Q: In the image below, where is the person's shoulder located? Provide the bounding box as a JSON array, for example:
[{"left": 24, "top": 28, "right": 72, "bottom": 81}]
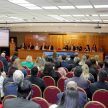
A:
[{"left": 57, "top": 92, "right": 64, "bottom": 97}]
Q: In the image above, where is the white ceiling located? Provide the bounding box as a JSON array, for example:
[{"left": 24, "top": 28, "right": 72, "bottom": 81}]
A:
[{"left": 0, "top": 0, "right": 108, "bottom": 32}]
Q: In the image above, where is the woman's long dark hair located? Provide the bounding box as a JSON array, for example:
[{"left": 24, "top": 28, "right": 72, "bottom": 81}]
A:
[
  {"left": 58, "top": 87, "right": 79, "bottom": 108},
  {"left": 55, "top": 61, "right": 61, "bottom": 70}
]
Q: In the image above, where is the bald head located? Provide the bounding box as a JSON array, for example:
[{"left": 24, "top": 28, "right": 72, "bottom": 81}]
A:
[
  {"left": 66, "top": 81, "right": 77, "bottom": 90},
  {"left": 1, "top": 53, "right": 5, "bottom": 57}
]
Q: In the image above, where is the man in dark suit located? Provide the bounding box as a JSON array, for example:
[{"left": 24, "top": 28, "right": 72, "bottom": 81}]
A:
[
  {"left": 0, "top": 53, "right": 8, "bottom": 74},
  {"left": 64, "top": 66, "right": 88, "bottom": 92},
  {"left": 67, "top": 54, "right": 75, "bottom": 64},
  {"left": 48, "top": 43, "right": 54, "bottom": 50},
  {"left": 25, "top": 67, "right": 46, "bottom": 92},
  {"left": 20, "top": 42, "right": 26, "bottom": 49},
  {"left": 40, "top": 42, "right": 47, "bottom": 50},
  {"left": 85, "top": 60, "right": 97, "bottom": 81},
  {"left": 61, "top": 54, "right": 71, "bottom": 71},
  {"left": 89, "top": 70, "right": 108, "bottom": 99},
  {"left": 10, "top": 38, "right": 14, "bottom": 43},
  {"left": 57, "top": 81, "right": 88, "bottom": 108},
  {"left": 4, "top": 80, "right": 41, "bottom": 108},
  {"left": 77, "top": 43, "right": 82, "bottom": 51},
  {"left": 69, "top": 43, "right": 76, "bottom": 51},
  {"left": 28, "top": 42, "right": 34, "bottom": 49}
]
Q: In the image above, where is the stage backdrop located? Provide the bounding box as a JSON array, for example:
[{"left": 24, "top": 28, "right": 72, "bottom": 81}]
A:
[{"left": 25, "top": 34, "right": 108, "bottom": 55}]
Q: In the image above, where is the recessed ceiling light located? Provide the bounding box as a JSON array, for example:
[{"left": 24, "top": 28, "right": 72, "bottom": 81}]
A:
[
  {"left": 18, "top": 3, "right": 36, "bottom": 7},
  {"left": 58, "top": 6, "right": 75, "bottom": 9},
  {"left": 81, "top": 20, "right": 91, "bottom": 21},
  {"left": 86, "top": 15, "right": 98, "bottom": 16},
  {"left": 76, "top": 5, "right": 93, "bottom": 8},
  {"left": 92, "top": 20, "right": 102, "bottom": 21},
  {"left": 94, "top": 5, "right": 108, "bottom": 8},
  {"left": 103, "top": 20, "right": 108, "bottom": 21},
  {"left": 60, "top": 15, "right": 71, "bottom": 17},
  {"left": 100, "top": 15, "right": 108, "bottom": 16},
  {"left": 26, "top": 6, "right": 42, "bottom": 9},
  {"left": 73, "top": 15, "right": 85, "bottom": 16},
  {"left": 8, "top": 0, "right": 29, "bottom": 4},
  {"left": 42, "top": 6, "right": 58, "bottom": 9}
]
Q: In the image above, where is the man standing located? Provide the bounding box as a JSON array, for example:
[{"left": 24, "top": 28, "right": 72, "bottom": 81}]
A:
[
  {"left": 35, "top": 42, "right": 40, "bottom": 50},
  {"left": 40, "top": 42, "right": 47, "bottom": 50},
  {"left": 77, "top": 43, "right": 82, "bottom": 51},
  {"left": 48, "top": 43, "right": 54, "bottom": 50},
  {"left": 28, "top": 42, "right": 34, "bottom": 49},
  {"left": 69, "top": 43, "right": 76, "bottom": 51},
  {"left": 10, "top": 38, "right": 14, "bottom": 43}
]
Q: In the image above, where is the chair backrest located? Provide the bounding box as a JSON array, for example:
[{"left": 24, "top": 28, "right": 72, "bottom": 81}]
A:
[
  {"left": 22, "top": 65, "right": 29, "bottom": 70},
  {"left": 57, "top": 77, "right": 68, "bottom": 92},
  {"left": 31, "top": 97, "right": 50, "bottom": 108},
  {"left": 92, "top": 89, "right": 108, "bottom": 108},
  {"left": 87, "top": 80, "right": 91, "bottom": 86},
  {"left": 26, "top": 75, "right": 31, "bottom": 78},
  {"left": 66, "top": 72, "right": 73, "bottom": 78},
  {"left": 0, "top": 60, "right": 4, "bottom": 71},
  {"left": 106, "top": 75, "right": 108, "bottom": 82},
  {"left": 77, "top": 87, "right": 87, "bottom": 98},
  {"left": 62, "top": 67, "right": 69, "bottom": 73},
  {"left": 43, "top": 86, "right": 61, "bottom": 104},
  {"left": 26, "top": 69, "right": 31, "bottom": 75},
  {"left": 57, "top": 71, "right": 62, "bottom": 78},
  {"left": 84, "top": 101, "right": 106, "bottom": 108},
  {"left": 37, "top": 71, "right": 41, "bottom": 78},
  {"left": 89, "top": 73, "right": 95, "bottom": 81},
  {"left": 71, "top": 68, "right": 74, "bottom": 72},
  {"left": 32, "top": 84, "right": 42, "bottom": 98},
  {"left": 8, "top": 59, "right": 12, "bottom": 64},
  {"left": 104, "top": 81, "right": 108, "bottom": 84},
  {"left": 57, "top": 48, "right": 61, "bottom": 50},
  {"left": 2, "top": 95, "right": 17, "bottom": 105},
  {"left": 42, "top": 76, "right": 55, "bottom": 87}
]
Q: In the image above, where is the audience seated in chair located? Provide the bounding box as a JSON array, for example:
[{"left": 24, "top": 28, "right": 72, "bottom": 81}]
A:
[
  {"left": 79, "top": 56, "right": 87, "bottom": 66},
  {"left": 4, "top": 80, "right": 41, "bottom": 108},
  {"left": 95, "top": 55, "right": 102, "bottom": 68},
  {"left": 89, "top": 70, "right": 108, "bottom": 100},
  {"left": 57, "top": 81, "right": 88, "bottom": 108},
  {"left": 33, "top": 57, "right": 41, "bottom": 67},
  {"left": 25, "top": 67, "right": 46, "bottom": 93},
  {"left": 67, "top": 54, "right": 75, "bottom": 65}
]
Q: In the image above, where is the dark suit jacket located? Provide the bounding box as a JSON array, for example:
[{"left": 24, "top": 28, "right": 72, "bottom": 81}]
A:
[
  {"left": 4, "top": 97, "right": 41, "bottom": 108},
  {"left": 61, "top": 61, "right": 71, "bottom": 71},
  {"left": 89, "top": 68, "right": 97, "bottom": 81},
  {"left": 72, "top": 63, "right": 82, "bottom": 69},
  {"left": 3, "top": 76, "right": 13, "bottom": 86},
  {"left": 28, "top": 45, "right": 34, "bottom": 49},
  {"left": 57, "top": 91, "right": 88, "bottom": 108},
  {"left": 98, "top": 67, "right": 108, "bottom": 74},
  {"left": 77, "top": 46, "right": 82, "bottom": 51},
  {"left": 67, "top": 59, "right": 75, "bottom": 65},
  {"left": 48, "top": 45, "right": 54, "bottom": 50},
  {"left": 64, "top": 76, "right": 88, "bottom": 91},
  {"left": 40, "top": 45, "right": 47, "bottom": 50},
  {"left": 20, "top": 45, "right": 26, "bottom": 49},
  {"left": 25, "top": 76, "right": 46, "bottom": 92},
  {"left": 0, "top": 57, "right": 8, "bottom": 74},
  {"left": 69, "top": 46, "right": 76, "bottom": 50},
  {"left": 89, "top": 81, "right": 108, "bottom": 99}
]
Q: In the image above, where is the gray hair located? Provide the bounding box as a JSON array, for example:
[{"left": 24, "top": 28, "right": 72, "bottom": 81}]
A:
[
  {"left": 13, "top": 70, "right": 24, "bottom": 84},
  {"left": 66, "top": 81, "right": 77, "bottom": 88},
  {"left": 1, "top": 53, "right": 5, "bottom": 57},
  {"left": 81, "top": 56, "right": 87, "bottom": 65},
  {"left": 74, "top": 52, "right": 78, "bottom": 57},
  {"left": 74, "top": 57, "right": 81, "bottom": 64}
]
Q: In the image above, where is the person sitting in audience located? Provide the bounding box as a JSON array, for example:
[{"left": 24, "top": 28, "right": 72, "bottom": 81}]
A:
[
  {"left": 42, "top": 53, "right": 48, "bottom": 60},
  {"left": 0, "top": 51, "right": 9, "bottom": 62},
  {"left": 72, "top": 57, "right": 81, "bottom": 69},
  {"left": 67, "top": 54, "right": 75, "bottom": 65},
  {"left": 10, "top": 51, "right": 18, "bottom": 60},
  {"left": 40, "top": 42, "right": 47, "bottom": 50},
  {"left": 38, "top": 58, "right": 45, "bottom": 72},
  {"left": 46, "top": 56, "right": 54, "bottom": 63},
  {"left": 79, "top": 55, "right": 87, "bottom": 66},
  {"left": 50, "top": 87, "right": 79, "bottom": 108},
  {"left": 41, "top": 63, "right": 59, "bottom": 85},
  {"left": 85, "top": 54, "right": 89, "bottom": 60},
  {"left": 64, "top": 66, "right": 88, "bottom": 92},
  {"left": 21, "top": 55, "right": 34, "bottom": 69},
  {"left": 13, "top": 58, "right": 28, "bottom": 77},
  {"left": 89, "top": 70, "right": 108, "bottom": 99},
  {"left": 74, "top": 52, "right": 78, "bottom": 57},
  {"left": 55, "top": 61, "right": 66, "bottom": 77},
  {"left": 20, "top": 42, "right": 26, "bottom": 49},
  {"left": 84, "top": 45, "right": 90, "bottom": 52},
  {"left": 58, "top": 56, "right": 62, "bottom": 61},
  {"left": 4, "top": 80, "right": 41, "bottom": 108},
  {"left": 98, "top": 59, "right": 108, "bottom": 74},
  {"left": 61, "top": 55, "right": 71, "bottom": 71},
  {"left": 90, "top": 57, "right": 98, "bottom": 73},
  {"left": 28, "top": 42, "right": 34, "bottom": 49},
  {"left": 3, "top": 65, "right": 18, "bottom": 86},
  {"left": 95, "top": 55, "right": 102, "bottom": 68},
  {"left": 34, "top": 57, "right": 41, "bottom": 67},
  {"left": 81, "top": 64, "right": 94, "bottom": 83},
  {"left": 57, "top": 81, "right": 88, "bottom": 108},
  {"left": 0, "top": 69, "right": 4, "bottom": 99},
  {"left": 85, "top": 60, "right": 97, "bottom": 81},
  {"left": 52, "top": 51, "right": 60, "bottom": 62},
  {"left": 0, "top": 53, "right": 8, "bottom": 74},
  {"left": 92, "top": 44, "right": 97, "bottom": 52},
  {"left": 25, "top": 67, "right": 46, "bottom": 93}
]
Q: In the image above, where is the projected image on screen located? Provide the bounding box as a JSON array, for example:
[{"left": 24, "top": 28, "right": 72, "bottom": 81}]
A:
[{"left": 0, "top": 29, "right": 9, "bottom": 47}]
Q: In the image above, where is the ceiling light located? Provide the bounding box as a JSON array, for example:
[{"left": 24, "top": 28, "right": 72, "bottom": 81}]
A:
[
  {"left": 92, "top": 20, "right": 102, "bottom": 21},
  {"left": 100, "top": 15, "right": 108, "bottom": 16},
  {"left": 8, "top": 0, "right": 29, "bottom": 4},
  {"left": 81, "top": 20, "right": 91, "bottom": 21},
  {"left": 58, "top": 6, "right": 75, "bottom": 9},
  {"left": 18, "top": 3, "right": 36, "bottom": 7},
  {"left": 94, "top": 5, "right": 108, "bottom": 8},
  {"left": 76, "top": 5, "right": 93, "bottom": 8},
  {"left": 60, "top": 15, "right": 71, "bottom": 17},
  {"left": 73, "top": 15, "right": 85, "bottom": 16},
  {"left": 26, "top": 7, "right": 42, "bottom": 9},
  {"left": 42, "top": 6, "right": 58, "bottom": 9},
  {"left": 86, "top": 15, "right": 98, "bottom": 16},
  {"left": 103, "top": 20, "right": 108, "bottom": 21}
]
